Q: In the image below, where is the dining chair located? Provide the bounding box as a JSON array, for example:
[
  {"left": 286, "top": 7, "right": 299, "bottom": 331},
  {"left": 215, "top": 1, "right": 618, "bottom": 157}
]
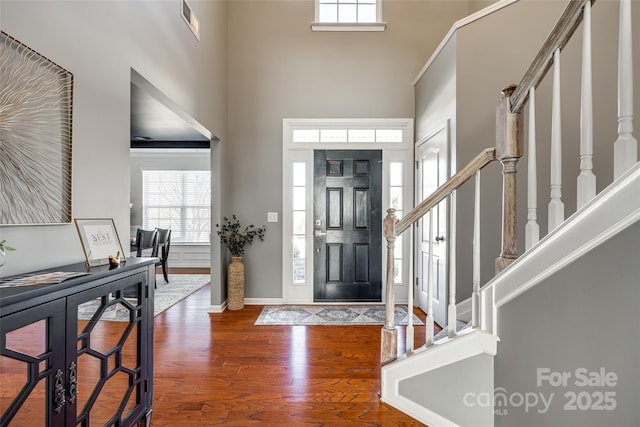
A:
[
  {"left": 155, "top": 228, "right": 171, "bottom": 283},
  {"left": 134, "top": 229, "right": 158, "bottom": 257}
]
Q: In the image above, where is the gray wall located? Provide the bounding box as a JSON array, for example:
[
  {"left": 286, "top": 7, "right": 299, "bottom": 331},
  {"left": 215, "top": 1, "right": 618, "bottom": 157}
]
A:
[
  {"left": 414, "top": 34, "right": 457, "bottom": 148},
  {"left": 9, "top": 0, "right": 625, "bottom": 307},
  {"left": 1, "top": 0, "right": 473, "bottom": 303},
  {"left": 495, "top": 219, "right": 640, "bottom": 427},
  {"left": 1, "top": 0, "right": 227, "bottom": 286},
  {"left": 399, "top": 353, "right": 495, "bottom": 427},
  {"left": 226, "top": 0, "right": 471, "bottom": 299},
  {"left": 455, "top": 0, "right": 565, "bottom": 301},
  {"left": 415, "top": 0, "right": 640, "bottom": 303}
]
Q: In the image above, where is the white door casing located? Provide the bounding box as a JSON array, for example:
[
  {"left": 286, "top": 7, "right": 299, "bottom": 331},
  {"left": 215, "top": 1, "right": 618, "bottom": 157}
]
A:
[
  {"left": 415, "top": 122, "right": 449, "bottom": 327},
  {"left": 282, "top": 119, "right": 414, "bottom": 305}
]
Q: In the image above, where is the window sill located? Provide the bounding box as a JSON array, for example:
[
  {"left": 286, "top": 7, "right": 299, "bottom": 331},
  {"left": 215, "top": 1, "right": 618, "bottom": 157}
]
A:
[{"left": 311, "top": 22, "right": 386, "bottom": 32}]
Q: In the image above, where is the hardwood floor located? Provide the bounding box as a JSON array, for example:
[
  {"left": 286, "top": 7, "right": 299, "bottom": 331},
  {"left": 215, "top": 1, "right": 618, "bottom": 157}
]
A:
[{"left": 151, "top": 284, "right": 429, "bottom": 426}]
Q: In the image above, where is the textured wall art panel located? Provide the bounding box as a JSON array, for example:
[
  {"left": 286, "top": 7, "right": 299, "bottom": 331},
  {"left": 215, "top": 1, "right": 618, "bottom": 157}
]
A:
[{"left": 0, "top": 31, "right": 73, "bottom": 225}]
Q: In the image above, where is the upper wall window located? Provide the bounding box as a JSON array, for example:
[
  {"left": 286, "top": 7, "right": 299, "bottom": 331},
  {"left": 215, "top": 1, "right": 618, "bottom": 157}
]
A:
[{"left": 312, "top": 0, "right": 386, "bottom": 32}]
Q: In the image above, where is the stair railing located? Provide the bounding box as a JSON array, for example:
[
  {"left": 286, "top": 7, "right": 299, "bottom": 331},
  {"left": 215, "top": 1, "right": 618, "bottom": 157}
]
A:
[
  {"left": 382, "top": 0, "right": 638, "bottom": 366},
  {"left": 382, "top": 85, "right": 521, "bottom": 366}
]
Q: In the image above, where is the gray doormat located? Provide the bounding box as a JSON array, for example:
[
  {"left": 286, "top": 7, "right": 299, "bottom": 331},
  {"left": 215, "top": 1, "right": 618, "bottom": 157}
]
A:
[{"left": 255, "top": 305, "right": 424, "bottom": 326}]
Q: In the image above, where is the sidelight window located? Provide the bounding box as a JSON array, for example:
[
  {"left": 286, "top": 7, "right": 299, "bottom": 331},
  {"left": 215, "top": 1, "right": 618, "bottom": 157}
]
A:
[
  {"left": 292, "top": 162, "right": 307, "bottom": 283},
  {"left": 389, "top": 162, "right": 403, "bottom": 284}
]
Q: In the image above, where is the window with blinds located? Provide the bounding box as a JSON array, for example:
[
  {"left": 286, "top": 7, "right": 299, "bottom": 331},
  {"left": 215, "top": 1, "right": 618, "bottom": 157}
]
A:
[{"left": 142, "top": 170, "right": 211, "bottom": 244}]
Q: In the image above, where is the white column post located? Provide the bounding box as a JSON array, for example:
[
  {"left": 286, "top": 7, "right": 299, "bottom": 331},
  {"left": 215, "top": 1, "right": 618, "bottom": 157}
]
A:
[
  {"left": 549, "top": 48, "right": 565, "bottom": 232},
  {"left": 447, "top": 191, "right": 457, "bottom": 338},
  {"left": 472, "top": 171, "right": 481, "bottom": 329},
  {"left": 425, "top": 208, "right": 435, "bottom": 347},
  {"left": 526, "top": 86, "right": 540, "bottom": 250},
  {"left": 614, "top": 0, "right": 638, "bottom": 178},
  {"left": 578, "top": 1, "right": 596, "bottom": 209}
]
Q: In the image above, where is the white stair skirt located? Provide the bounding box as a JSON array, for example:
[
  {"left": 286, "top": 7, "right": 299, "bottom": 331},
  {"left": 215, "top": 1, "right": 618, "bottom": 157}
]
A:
[{"left": 381, "top": 330, "right": 498, "bottom": 427}]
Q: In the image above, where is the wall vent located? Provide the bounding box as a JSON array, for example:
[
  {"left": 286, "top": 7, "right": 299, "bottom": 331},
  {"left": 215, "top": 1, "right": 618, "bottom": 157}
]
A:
[{"left": 181, "top": 0, "right": 200, "bottom": 41}]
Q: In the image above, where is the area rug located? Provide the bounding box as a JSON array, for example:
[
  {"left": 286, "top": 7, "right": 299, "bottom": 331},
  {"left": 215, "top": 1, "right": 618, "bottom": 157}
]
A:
[
  {"left": 255, "top": 305, "right": 424, "bottom": 326},
  {"left": 78, "top": 274, "right": 210, "bottom": 321}
]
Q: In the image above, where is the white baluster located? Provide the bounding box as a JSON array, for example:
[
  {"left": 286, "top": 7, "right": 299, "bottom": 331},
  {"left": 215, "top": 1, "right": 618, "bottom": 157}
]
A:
[
  {"left": 448, "top": 191, "right": 457, "bottom": 338},
  {"left": 614, "top": 0, "right": 638, "bottom": 178},
  {"left": 425, "top": 208, "right": 435, "bottom": 347},
  {"left": 548, "top": 48, "right": 565, "bottom": 232},
  {"left": 406, "top": 234, "right": 414, "bottom": 353},
  {"left": 578, "top": 1, "right": 596, "bottom": 209},
  {"left": 472, "top": 171, "right": 481, "bottom": 329},
  {"left": 526, "top": 86, "right": 540, "bottom": 250}
]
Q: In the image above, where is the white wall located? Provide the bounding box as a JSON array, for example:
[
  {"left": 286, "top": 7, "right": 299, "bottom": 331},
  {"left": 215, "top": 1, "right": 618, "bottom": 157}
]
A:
[{"left": 1, "top": 0, "right": 227, "bottom": 290}]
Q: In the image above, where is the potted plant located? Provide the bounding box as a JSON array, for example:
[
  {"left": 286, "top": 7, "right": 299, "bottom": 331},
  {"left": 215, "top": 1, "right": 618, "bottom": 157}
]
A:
[
  {"left": 216, "top": 215, "right": 266, "bottom": 310},
  {"left": 0, "top": 240, "right": 16, "bottom": 271}
]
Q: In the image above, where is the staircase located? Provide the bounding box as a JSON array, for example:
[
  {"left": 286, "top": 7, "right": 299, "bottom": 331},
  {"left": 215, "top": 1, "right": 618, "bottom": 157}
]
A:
[{"left": 379, "top": 1, "right": 640, "bottom": 425}]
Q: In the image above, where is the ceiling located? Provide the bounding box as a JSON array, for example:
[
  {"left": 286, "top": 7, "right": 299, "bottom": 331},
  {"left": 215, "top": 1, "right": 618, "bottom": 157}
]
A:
[{"left": 130, "top": 69, "right": 212, "bottom": 149}]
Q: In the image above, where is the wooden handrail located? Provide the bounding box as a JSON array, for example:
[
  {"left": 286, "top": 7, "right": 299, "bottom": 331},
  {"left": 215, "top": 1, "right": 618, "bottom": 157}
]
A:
[
  {"left": 395, "top": 147, "right": 497, "bottom": 235},
  {"left": 510, "top": 0, "right": 594, "bottom": 114}
]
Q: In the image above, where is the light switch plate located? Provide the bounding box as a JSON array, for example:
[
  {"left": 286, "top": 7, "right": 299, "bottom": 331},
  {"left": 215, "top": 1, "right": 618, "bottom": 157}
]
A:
[{"left": 267, "top": 212, "right": 278, "bottom": 223}]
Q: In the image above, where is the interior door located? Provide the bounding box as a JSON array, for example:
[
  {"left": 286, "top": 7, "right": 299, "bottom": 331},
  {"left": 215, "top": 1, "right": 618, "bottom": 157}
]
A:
[
  {"left": 313, "top": 150, "right": 382, "bottom": 302},
  {"left": 415, "top": 127, "right": 449, "bottom": 327}
]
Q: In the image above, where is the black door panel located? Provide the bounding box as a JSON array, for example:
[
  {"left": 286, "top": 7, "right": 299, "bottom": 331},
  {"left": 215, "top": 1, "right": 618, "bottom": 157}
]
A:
[{"left": 314, "top": 150, "right": 382, "bottom": 302}]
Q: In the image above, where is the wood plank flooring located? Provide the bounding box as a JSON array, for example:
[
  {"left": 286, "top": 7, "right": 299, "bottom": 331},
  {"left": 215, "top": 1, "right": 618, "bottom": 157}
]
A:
[{"left": 151, "top": 284, "right": 429, "bottom": 426}]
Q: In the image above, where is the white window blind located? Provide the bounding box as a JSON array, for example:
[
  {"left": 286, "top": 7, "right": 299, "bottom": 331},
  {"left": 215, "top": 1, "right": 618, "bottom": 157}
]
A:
[{"left": 142, "top": 170, "right": 211, "bottom": 244}]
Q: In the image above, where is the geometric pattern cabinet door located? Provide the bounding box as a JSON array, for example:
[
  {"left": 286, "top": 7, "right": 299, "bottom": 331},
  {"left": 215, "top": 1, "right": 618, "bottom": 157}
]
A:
[
  {"left": 0, "top": 299, "right": 67, "bottom": 427},
  {"left": 0, "top": 260, "right": 155, "bottom": 427},
  {"left": 66, "top": 271, "right": 151, "bottom": 427}
]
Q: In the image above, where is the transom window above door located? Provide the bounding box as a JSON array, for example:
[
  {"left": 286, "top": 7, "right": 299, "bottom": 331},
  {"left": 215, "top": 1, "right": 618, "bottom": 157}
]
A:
[
  {"left": 312, "top": 0, "right": 386, "bottom": 31},
  {"left": 292, "top": 128, "right": 402, "bottom": 143}
]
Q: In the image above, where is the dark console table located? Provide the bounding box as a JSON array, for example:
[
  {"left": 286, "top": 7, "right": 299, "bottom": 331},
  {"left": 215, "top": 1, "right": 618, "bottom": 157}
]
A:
[{"left": 0, "top": 258, "right": 156, "bottom": 427}]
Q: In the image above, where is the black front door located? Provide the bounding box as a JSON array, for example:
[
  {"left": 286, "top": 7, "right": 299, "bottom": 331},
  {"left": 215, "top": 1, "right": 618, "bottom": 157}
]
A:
[{"left": 313, "top": 150, "right": 382, "bottom": 302}]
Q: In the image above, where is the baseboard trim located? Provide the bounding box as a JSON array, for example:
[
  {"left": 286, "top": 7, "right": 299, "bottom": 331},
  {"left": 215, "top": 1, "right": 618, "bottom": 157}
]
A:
[
  {"left": 208, "top": 300, "right": 227, "bottom": 313},
  {"left": 248, "top": 299, "right": 404, "bottom": 306}
]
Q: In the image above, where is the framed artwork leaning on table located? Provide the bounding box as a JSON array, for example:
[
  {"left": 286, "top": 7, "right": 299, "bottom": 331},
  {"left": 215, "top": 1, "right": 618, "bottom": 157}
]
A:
[{"left": 74, "top": 218, "right": 126, "bottom": 267}]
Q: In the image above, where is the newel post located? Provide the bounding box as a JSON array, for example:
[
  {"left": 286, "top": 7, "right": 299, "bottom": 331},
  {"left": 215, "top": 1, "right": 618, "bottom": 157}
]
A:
[
  {"left": 495, "top": 84, "right": 524, "bottom": 273},
  {"left": 381, "top": 208, "right": 398, "bottom": 366}
]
